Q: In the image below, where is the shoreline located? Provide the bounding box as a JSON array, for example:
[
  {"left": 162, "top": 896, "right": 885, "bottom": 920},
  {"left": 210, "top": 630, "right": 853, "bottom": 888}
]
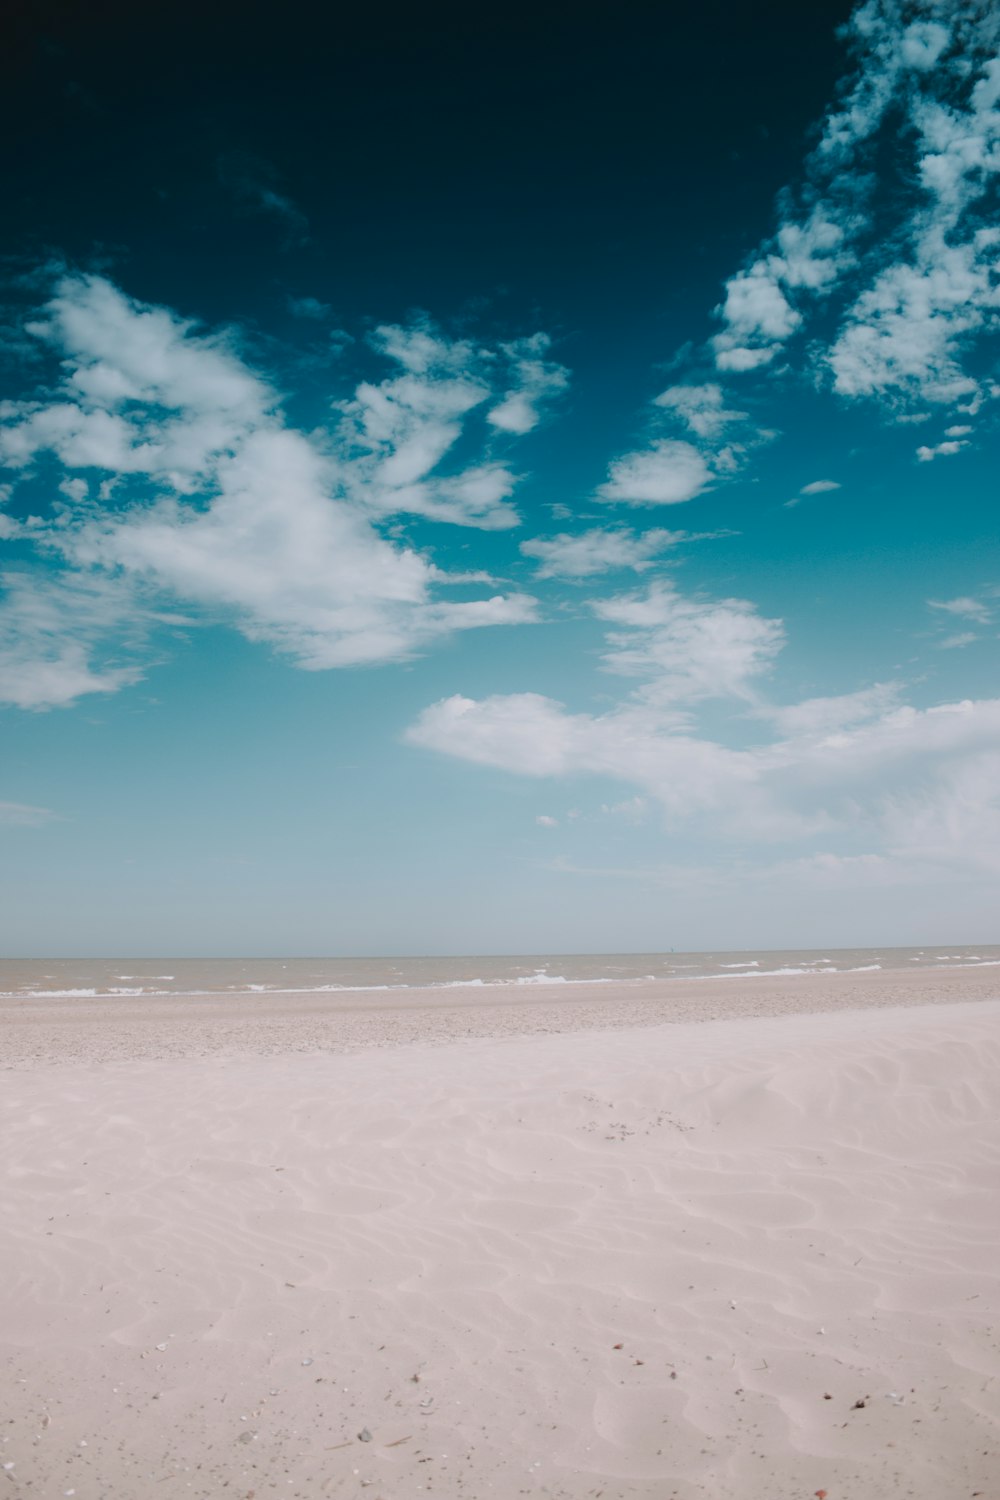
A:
[{"left": 4, "top": 961, "right": 999, "bottom": 1068}]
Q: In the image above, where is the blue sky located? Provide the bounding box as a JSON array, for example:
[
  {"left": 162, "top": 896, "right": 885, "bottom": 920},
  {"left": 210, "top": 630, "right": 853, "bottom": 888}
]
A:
[{"left": 1, "top": 0, "right": 998, "bottom": 955}]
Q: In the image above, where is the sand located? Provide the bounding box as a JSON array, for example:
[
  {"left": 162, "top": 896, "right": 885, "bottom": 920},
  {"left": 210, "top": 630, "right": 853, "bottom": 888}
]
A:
[{"left": 1, "top": 968, "right": 999, "bottom": 1499}]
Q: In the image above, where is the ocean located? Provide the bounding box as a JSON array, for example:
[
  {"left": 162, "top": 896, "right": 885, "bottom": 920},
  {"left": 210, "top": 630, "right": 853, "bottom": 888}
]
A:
[{"left": 2, "top": 945, "right": 999, "bottom": 999}]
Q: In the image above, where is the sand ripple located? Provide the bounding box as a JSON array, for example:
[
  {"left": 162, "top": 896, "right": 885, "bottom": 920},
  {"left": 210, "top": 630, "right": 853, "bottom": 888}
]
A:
[{"left": 1, "top": 998, "right": 998, "bottom": 1498}]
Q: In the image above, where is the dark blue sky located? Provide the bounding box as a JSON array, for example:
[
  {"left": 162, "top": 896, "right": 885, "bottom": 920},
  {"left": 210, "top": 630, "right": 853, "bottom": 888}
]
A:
[{"left": 6, "top": 0, "right": 851, "bottom": 329}]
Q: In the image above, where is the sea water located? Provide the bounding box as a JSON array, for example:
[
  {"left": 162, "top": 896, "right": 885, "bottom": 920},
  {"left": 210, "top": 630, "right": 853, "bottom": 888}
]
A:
[{"left": 1, "top": 946, "right": 999, "bottom": 999}]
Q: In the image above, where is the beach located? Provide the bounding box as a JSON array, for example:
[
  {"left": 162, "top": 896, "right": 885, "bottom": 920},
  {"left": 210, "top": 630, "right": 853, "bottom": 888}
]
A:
[{"left": 2, "top": 963, "right": 999, "bottom": 1498}]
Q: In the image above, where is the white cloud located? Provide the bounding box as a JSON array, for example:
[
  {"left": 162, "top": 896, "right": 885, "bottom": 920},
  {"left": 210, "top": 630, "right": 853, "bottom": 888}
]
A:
[
  {"left": 879, "top": 748, "right": 1000, "bottom": 875},
  {"left": 899, "top": 19, "right": 951, "bottom": 72},
  {"left": 653, "top": 383, "right": 747, "bottom": 439},
  {"left": 334, "top": 320, "right": 566, "bottom": 529},
  {"left": 601, "top": 796, "right": 648, "bottom": 823},
  {"left": 404, "top": 579, "right": 788, "bottom": 827},
  {"left": 486, "top": 395, "right": 537, "bottom": 436},
  {"left": 408, "top": 661, "right": 1000, "bottom": 867},
  {"left": 786, "top": 477, "right": 842, "bottom": 507},
  {"left": 593, "top": 582, "right": 785, "bottom": 705},
  {"left": 928, "top": 594, "right": 994, "bottom": 624},
  {"left": 712, "top": 211, "right": 849, "bottom": 370},
  {"left": 67, "top": 428, "right": 539, "bottom": 670},
  {"left": 406, "top": 542, "right": 1000, "bottom": 874},
  {"left": 0, "top": 275, "right": 272, "bottom": 491},
  {"left": 0, "top": 274, "right": 550, "bottom": 703},
  {"left": 764, "top": 683, "right": 901, "bottom": 738},
  {"left": 712, "top": 259, "right": 803, "bottom": 369},
  {"left": 937, "top": 631, "right": 978, "bottom": 649},
  {"left": 536, "top": 814, "right": 558, "bottom": 827},
  {"left": 916, "top": 437, "right": 968, "bottom": 460},
  {"left": 708, "top": 3, "right": 1000, "bottom": 418},
  {"left": 31, "top": 274, "right": 269, "bottom": 421},
  {"left": 520, "top": 526, "right": 688, "bottom": 579},
  {"left": 829, "top": 238, "right": 992, "bottom": 405},
  {"left": 486, "top": 333, "right": 568, "bottom": 434},
  {"left": 407, "top": 691, "right": 759, "bottom": 821},
  {"left": 596, "top": 375, "right": 763, "bottom": 516},
  {"left": 597, "top": 440, "right": 712, "bottom": 506},
  {"left": 0, "top": 570, "right": 148, "bottom": 710},
  {"left": 0, "top": 799, "right": 57, "bottom": 826},
  {"left": 409, "top": 691, "right": 594, "bottom": 777}
]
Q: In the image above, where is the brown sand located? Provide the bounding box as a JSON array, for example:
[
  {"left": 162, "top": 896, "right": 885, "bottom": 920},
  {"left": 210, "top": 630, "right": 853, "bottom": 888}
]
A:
[{"left": 2, "top": 967, "right": 998, "bottom": 1498}]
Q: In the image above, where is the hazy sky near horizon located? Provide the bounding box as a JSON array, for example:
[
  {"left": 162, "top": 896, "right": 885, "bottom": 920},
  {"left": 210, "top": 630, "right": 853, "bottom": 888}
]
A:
[{"left": 1, "top": 0, "right": 998, "bottom": 956}]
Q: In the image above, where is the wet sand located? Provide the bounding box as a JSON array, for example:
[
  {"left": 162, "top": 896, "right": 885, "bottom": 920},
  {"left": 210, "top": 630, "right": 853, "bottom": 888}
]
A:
[{"left": 4, "top": 959, "right": 1000, "bottom": 1066}]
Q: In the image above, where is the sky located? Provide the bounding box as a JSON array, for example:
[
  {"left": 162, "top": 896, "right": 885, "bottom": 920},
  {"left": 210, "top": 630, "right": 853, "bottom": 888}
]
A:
[{"left": 1, "top": 0, "right": 998, "bottom": 956}]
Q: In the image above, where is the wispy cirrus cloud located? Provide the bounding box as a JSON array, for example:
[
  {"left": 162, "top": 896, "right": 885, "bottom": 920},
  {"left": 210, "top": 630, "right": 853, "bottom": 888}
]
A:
[
  {"left": 785, "top": 477, "right": 842, "bottom": 508},
  {"left": 0, "top": 798, "right": 58, "bottom": 825},
  {"left": 925, "top": 589, "right": 996, "bottom": 648},
  {"left": 928, "top": 593, "right": 994, "bottom": 624}
]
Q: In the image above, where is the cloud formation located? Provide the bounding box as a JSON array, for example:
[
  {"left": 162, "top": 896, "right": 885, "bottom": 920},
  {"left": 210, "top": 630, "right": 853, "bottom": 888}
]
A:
[
  {"left": 597, "top": 439, "right": 713, "bottom": 506},
  {"left": 406, "top": 578, "right": 787, "bottom": 823},
  {"left": 592, "top": 583, "right": 785, "bottom": 705},
  {"left": 333, "top": 322, "right": 567, "bottom": 529},
  {"left": 926, "top": 590, "right": 995, "bottom": 648},
  {"left": 486, "top": 334, "right": 569, "bottom": 435},
  {"left": 785, "top": 477, "right": 842, "bottom": 508},
  {"left": 0, "top": 570, "right": 148, "bottom": 710},
  {"left": 652, "top": 383, "right": 748, "bottom": 439},
  {"left": 408, "top": 577, "right": 1000, "bottom": 878},
  {"left": 595, "top": 374, "right": 764, "bottom": 513},
  {"left": 711, "top": 1, "right": 1000, "bottom": 425},
  {"left": 520, "top": 526, "right": 691, "bottom": 579},
  {"left": 928, "top": 594, "right": 993, "bottom": 624},
  {"left": 0, "top": 274, "right": 550, "bottom": 705},
  {"left": 0, "top": 798, "right": 57, "bottom": 826},
  {"left": 916, "top": 437, "right": 968, "bottom": 460}
]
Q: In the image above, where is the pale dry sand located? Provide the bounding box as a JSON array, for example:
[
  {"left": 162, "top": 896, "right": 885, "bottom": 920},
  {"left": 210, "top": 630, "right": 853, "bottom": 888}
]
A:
[{"left": 2, "top": 970, "right": 999, "bottom": 1499}]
